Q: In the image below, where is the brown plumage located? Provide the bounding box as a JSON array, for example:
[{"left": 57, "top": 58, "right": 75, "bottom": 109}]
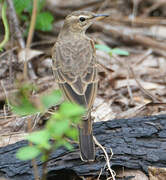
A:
[{"left": 52, "top": 11, "right": 108, "bottom": 162}]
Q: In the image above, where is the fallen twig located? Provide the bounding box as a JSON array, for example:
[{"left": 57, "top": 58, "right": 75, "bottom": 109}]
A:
[{"left": 93, "top": 136, "right": 116, "bottom": 180}]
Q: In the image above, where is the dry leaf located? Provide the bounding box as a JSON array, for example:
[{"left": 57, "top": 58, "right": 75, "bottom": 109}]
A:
[
  {"left": 18, "top": 48, "right": 43, "bottom": 62},
  {"left": 117, "top": 169, "right": 149, "bottom": 180},
  {"left": 149, "top": 166, "right": 166, "bottom": 180},
  {"left": 92, "top": 97, "right": 115, "bottom": 122},
  {"left": 0, "top": 132, "right": 28, "bottom": 147},
  {"left": 150, "top": 26, "right": 166, "bottom": 39}
]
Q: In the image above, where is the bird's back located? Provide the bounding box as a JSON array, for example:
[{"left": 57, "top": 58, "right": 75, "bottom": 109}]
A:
[
  {"left": 52, "top": 34, "right": 98, "bottom": 110},
  {"left": 54, "top": 36, "right": 94, "bottom": 75}
]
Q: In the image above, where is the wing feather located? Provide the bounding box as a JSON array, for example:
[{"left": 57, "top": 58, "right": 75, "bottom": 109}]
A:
[{"left": 52, "top": 38, "right": 98, "bottom": 109}]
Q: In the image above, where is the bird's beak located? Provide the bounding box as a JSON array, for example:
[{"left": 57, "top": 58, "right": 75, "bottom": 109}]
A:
[{"left": 93, "top": 14, "right": 109, "bottom": 20}]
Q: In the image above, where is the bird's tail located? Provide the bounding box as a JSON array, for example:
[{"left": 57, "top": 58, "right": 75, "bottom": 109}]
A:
[{"left": 78, "top": 117, "right": 95, "bottom": 162}]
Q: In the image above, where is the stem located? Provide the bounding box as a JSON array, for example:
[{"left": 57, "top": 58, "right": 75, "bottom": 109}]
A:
[
  {"left": 41, "top": 157, "right": 48, "bottom": 180},
  {"left": 31, "top": 157, "right": 40, "bottom": 180},
  {"left": 28, "top": 121, "right": 39, "bottom": 180},
  {"left": 41, "top": 147, "right": 54, "bottom": 180},
  {"left": 0, "top": 1, "right": 10, "bottom": 51},
  {"left": 24, "top": 0, "right": 38, "bottom": 79},
  {"left": 26, "top": 0, "right": 38, "bottom": 48},
  {"left": 26, "top": 1, "right": 39, "bottom": 179}
]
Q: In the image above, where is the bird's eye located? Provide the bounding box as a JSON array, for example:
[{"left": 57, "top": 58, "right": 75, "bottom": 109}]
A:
[{"left": 79, "top": 17, "right": 86, "bottom": 22}]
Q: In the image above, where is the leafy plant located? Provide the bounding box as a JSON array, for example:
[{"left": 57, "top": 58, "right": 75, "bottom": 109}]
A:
[
  {"left": 95, "top": 44, "right": 130, "bottom": 56},
  {"left": 0, "top": 0, "right": 9, "bottom": 51},
  {"left": 13, "top": 0, "right": 54, "bottom": 32},
  {"left": 11, "top": 83, "right": 85, "bottom": 179},
  {"left": 35, "top": 12, "right": 54, "bottom": 31}
]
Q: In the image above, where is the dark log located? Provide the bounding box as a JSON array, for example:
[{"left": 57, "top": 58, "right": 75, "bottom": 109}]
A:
[{"left": 1, "top": 114, "right": 166, "bottom": 179}]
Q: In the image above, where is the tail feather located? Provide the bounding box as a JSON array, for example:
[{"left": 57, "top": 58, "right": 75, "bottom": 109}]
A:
[{"left": 78, "top": 118, "right": 95, "bottom": 162}]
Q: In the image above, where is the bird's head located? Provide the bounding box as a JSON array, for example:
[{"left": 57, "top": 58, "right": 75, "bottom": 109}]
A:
[{"left": 63, "top": 11, "right": 108, "bottom": 34}]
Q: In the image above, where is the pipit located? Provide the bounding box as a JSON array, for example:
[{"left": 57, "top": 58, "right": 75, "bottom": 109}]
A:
[{"left": 52, "top": 11, "right": 108, "bottom": 162}]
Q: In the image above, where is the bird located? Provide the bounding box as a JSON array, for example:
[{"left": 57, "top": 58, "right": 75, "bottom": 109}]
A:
[{"left": 52, "top": 11, "right": 108, "bottom": 162}]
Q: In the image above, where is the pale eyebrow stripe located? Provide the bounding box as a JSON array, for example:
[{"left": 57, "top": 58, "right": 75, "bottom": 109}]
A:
[{"left": 78, "top": 15, "right": 89, "bottom": 19}]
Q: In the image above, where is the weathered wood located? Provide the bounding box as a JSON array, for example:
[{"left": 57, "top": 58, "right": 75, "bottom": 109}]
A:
[{"left": 0, "top": 114, "right": 166, "bottom": 179}]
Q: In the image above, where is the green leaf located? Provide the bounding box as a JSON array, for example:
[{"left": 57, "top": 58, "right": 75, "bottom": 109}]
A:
[
  {"left": 95, "top": 44, "right": 129, "bottom": 56},
  {"left": 37, "top": 0, "right": 46, "bottom": 12},
  {"left": 54, "top": 139, "right": 73, "bottom": 150},
  {"left": 52, "top": 112, "right": 62, "bottom": 121},
  {"left": 16, "top": 146, "right": 41, "bottom": 160},
  {"left": 41, "top": 154, "right": 48, "bottom": 162},
  {"left": 110, "top": 48, "right": 129, "bottom": 56},
  {"left": 46, "top": 118, "right": 69, "bottom": 138},
  {"left": 24, "top": 0, "right": 46, "bottom": 14},
  {"left": 95, "top": 44, "right": 112, "bottom": 53},
  {"left": 35, "top": 12, "right": 54, "bottom": 31},
  {"left": 63, "top": 141, "right": 73, "bottom": 150},
  {"left": 24, "top": 0, "right": 33, "bottom": 13},
  {"left": 41, "top": 90, "right": 62, "bottom": 109},
  {"left": 60, "top": 102, "right": 85, "bottom": 118},
  {"left": 20, "top": 15, "right": 29, "bottom": 21},
  {"left": 27, "top": 130, "right": 51, "bottom": 149},
  {"left": 65, "top": 127, "right": 78, "bottom": 140},
  {"left": 12, "top": 98, "right": 39, "bottom": 116},
  {"left": 13, "top": 0, "right": 32, "bottom": 14},
  {"left": 72, "top": 116, "right": 82, "bottom": 124}
]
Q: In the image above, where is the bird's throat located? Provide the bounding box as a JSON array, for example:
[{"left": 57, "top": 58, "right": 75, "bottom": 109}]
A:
[{"left": 59, "top": 23, "right": 86, "bottom": 40}]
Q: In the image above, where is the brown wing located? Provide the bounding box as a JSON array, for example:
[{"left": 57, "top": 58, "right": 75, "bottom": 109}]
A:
[{"left": 52, "top": 39, "right": 98, "bottom": 110}]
